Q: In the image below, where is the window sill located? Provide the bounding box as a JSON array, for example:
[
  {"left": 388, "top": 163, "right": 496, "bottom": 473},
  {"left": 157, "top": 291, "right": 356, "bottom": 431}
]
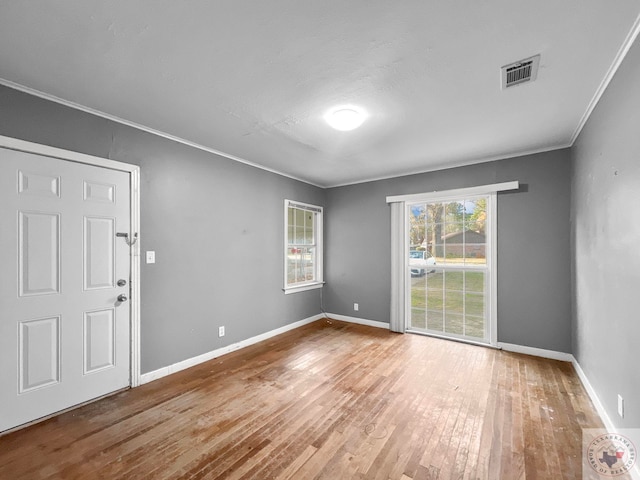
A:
[{"left": 283, "top": 282, "right": 325, "bottom": 295}]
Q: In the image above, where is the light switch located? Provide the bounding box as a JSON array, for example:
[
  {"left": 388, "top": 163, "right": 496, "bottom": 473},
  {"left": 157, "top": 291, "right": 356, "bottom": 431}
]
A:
[{"left": 146, "top": 251, "right": 156, "bottom": 264}]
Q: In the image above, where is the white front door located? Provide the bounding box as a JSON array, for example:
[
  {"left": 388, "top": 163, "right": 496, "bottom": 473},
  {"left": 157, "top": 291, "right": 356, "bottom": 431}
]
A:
[{"left": 0, "top": 147, "right": 131, "bottom": 432}]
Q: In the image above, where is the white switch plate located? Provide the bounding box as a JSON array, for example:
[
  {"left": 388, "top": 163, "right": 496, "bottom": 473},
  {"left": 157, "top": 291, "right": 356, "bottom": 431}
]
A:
[
  {"left": 219, "top": 326, "right": 225, "bottom": 337},
  {"left": 146, "top": 251, "right": 156, "bottom": 264},
  {"left": 354, "top": 303, "right": 359, "bottom": 311}
]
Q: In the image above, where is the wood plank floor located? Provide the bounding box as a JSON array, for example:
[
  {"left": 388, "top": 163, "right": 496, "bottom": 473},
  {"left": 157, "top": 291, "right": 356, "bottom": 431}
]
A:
[{"left": 0, "top": 319, "right": 603, "bottom": 479}]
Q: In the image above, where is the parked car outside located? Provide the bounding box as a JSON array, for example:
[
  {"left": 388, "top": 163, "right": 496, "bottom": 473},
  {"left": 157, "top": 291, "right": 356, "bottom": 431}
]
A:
[{"left": 409, "top": 250, "right": 436, "bottom": 277}]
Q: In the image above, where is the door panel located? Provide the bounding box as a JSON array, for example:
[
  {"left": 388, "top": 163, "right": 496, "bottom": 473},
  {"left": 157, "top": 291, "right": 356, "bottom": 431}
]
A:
[
  {"left": 19, "top": 211, "right": 61, "bottom": 296},
  {"left": 0, "top": 147, "right": 131, "bottom": 432},
  {"left": 19, "top": 316, "right": 61, "bottom": 392},
  {"left": 84, "top": 309, "right": 116, "bottom": 374},
  {"left": 84, "top": 216, "right": 115, "bottom": 290},
  {"left": 18, "top": 170, "right": 61, "bottom": 198},
  {"left": 83, "top": 180, "right": 115, "bottom": 203}
]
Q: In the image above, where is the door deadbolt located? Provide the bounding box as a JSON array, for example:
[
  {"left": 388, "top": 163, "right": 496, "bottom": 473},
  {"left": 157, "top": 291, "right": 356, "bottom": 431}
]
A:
[
  {"left": 117, "top": 294, "right": 128, "bottom": 302},
  {"left": 117, "top": 279, "right": 127, "bottom": 287}
]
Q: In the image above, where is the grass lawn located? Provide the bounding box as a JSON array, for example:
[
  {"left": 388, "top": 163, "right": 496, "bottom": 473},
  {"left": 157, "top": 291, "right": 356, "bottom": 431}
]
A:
[{"left": 410, "top": 270, "right": 486, "bottom": 339}]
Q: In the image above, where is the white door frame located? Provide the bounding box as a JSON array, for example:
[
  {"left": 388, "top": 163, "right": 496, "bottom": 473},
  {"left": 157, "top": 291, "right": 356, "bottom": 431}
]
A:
[{"left": 0, "top": 135, "right": 142, "bottom": 387}]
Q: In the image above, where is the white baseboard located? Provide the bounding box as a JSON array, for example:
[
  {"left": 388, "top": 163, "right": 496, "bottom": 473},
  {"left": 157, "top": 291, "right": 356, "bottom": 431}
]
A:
[
  {"left": 139, "top": 311, "right": 639, "bottom": 476},
  {"left": 140, "top": 313, "right": 325, "bottom": 385},
  {"left": 497, "top": 342, "right": 574, "bottom": 362},
  {"left": 139, "top": 312, "right": 638, "bottom": 476},
  {"left": 571, "top": 358, "right": 616, "bottom": 432},
  {"left": 144, "top": 314, "right": 581, "bottom": 385},
  {"left": 572, "top": 359, "right": 640, "bottom": 479},
  {"left": 325, "top": 313, "right": 389, "bottom": 329},
  {"left": 498, "top": 344, "right": 639, "bottom": 477},
  {"left": 139, "top": 312, "right": 388, "bottom": 385}
]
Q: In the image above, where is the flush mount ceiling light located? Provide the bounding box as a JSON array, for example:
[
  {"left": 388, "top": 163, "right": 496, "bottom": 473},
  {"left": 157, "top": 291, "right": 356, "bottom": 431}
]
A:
[{"left": 324, "top": 105, "right": 367, "bottom": 131}]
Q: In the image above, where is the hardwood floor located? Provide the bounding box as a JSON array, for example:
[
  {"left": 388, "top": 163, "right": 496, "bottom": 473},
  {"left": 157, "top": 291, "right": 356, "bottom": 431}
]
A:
[{"left": 0, "top": 319, "right": 603, "bottom": 479}]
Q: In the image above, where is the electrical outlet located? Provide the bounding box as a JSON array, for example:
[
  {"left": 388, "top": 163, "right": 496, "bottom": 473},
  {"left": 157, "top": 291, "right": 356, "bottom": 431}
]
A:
[
  {"left": 146, "top": 251, "right": 156, "bottom": 264},
  {"left": 354, "top": 303, "right": 359, "bottom": 311},
  {"left": 618, "top": 394, "right": 624, "bottom": 418},
  {"left": 218, "top": 326, "right": 225, "bottom": 337}
]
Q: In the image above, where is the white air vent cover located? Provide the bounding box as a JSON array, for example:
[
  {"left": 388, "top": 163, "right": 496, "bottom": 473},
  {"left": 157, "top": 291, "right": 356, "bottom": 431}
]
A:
[{"left": 501, "top": 55, "right": 540, "bottom": 89}]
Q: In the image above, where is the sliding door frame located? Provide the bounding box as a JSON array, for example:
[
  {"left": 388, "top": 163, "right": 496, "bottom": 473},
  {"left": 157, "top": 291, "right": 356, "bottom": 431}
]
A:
[
  {"left": 387, "top": 181, "right": 519, "bottom": 347},
  {"left": 405, "top": 193, "right": 494, "bottom": 345}
]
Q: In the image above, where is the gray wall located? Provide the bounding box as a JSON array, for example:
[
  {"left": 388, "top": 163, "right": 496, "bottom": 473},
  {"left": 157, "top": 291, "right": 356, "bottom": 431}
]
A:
[
  {"left": 2, "top": 37, "right": 637, "bottom": 429},
  {"left": 325, "top": 150, "right": 573, "bottom": 353},
  {"left": 0, "top": 86, "right": 325, "bottom": 374},
  {"left": 0, "top": 78, "right": 597, "bottom": 377},
  {"left": 571, "top": 36, "right": 640, "bottom": 427}
]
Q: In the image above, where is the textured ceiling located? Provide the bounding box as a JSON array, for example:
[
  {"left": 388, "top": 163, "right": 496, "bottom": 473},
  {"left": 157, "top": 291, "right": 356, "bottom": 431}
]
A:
[{"left": 1, "top": 1, "right": 640, "bottom": 186}]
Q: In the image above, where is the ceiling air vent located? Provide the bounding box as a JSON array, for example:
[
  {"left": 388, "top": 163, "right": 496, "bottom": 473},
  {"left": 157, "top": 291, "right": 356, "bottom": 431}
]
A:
[{"left": 501, "top": 54, "right": 540, "bottom": 89}]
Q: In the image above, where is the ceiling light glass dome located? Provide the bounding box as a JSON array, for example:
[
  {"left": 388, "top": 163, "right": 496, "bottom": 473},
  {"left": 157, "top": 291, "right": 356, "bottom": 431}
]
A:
[{"left": 324, "top": 105, "right": 367, "bottom": 131}]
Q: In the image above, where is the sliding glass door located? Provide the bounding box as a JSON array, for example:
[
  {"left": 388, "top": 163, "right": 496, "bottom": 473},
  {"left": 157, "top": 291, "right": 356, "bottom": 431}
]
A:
[{"left": 407, "top": 195, "right": 491, "bottom": 343}]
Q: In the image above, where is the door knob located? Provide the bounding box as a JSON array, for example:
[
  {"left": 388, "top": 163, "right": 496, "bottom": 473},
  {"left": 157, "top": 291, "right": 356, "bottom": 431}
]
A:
[
  {"left": 117, "top": 279, "right": 127, "bottom": 287},
  {"left": 117, "top": 294, "right": 128, "bottom": 302}
]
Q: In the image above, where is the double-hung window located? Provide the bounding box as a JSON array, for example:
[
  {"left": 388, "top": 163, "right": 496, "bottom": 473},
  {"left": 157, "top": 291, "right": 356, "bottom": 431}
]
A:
[{"left": 284, "top": 200, "right": 323, "bottom": 294}]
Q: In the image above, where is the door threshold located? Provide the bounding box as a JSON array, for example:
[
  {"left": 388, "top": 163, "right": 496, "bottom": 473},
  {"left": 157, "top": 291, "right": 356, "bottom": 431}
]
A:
[
  {"left": 0, "top": 387, "right": 130, "bottom": 437},
  {"left": 406, "top": 329, "right": 499, "bottom": 349}
]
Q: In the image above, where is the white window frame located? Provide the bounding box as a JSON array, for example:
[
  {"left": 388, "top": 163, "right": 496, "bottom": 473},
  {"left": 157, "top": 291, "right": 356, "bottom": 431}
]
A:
[
  {"left": 387, "top": 181, "right": 519, "bottom": 345},
  {"left": 283, "top": 199, "right": 324, "bottom": 294}
]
